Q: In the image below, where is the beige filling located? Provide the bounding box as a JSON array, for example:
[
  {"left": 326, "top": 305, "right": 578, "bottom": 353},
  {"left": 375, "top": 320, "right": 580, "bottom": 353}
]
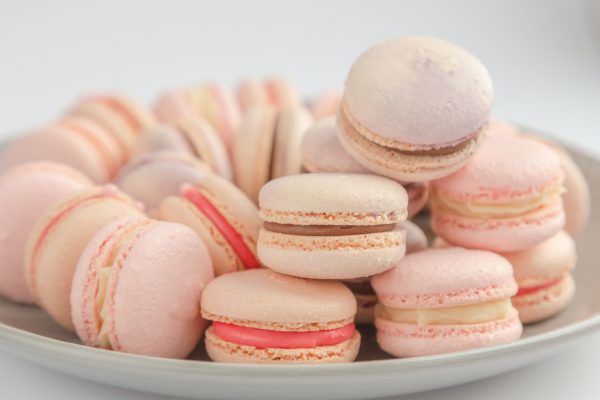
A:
[
  {"left": 263, "top": 222, "right": 397, "bottom": 236},
  {"left": 375, "top": 299, "right": 514, "bottom": 326},
  {"left": 431, "top": 187, "right": 564, "bottom": 219}
]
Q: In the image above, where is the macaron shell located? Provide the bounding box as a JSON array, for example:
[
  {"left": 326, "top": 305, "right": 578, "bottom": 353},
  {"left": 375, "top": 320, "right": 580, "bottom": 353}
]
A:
[
  {"left": 201, "top": 269, "right": 356, "bottom": 327},
  {"left": 512, "top": 274, "right": 575, "bottom": 324},
  {"left": 205, "top": 327, "right": 360, "bottom": 364},
  {"left": 406, "top": 183, "right": 429, "bottom": 218},
  {"left": 3, "top": 127, "right": 110, "bottom": 183},
  {"left": 371, "top": 247, "right": 518, "bottom": 308},
  {"left": 26, "top": 189, "right": 144, "bottom": 330},
  {"left": 375, "top": 312, "right": 522, "bottom": 357},
  {"left": 311, "top": 90, "right": 342, "bottom": 120},
  {"left": 107, "top": 221, "right": 213, "bottom": 357},
  {"left": 271, "top": 107, "right": 313, "bottom": 179},
  {"left": 132, "top": 124, "right": 195, "bottom": 159},
  {"left": 0, "top": 162, "right": 92, "bottom": 303},
  {"left": 264, "top": 77, "right": 301, "bottom": 110},
  {"left": 399, "top": 220, "right": 428, "bottom": 253},
  {"left": 343, "top": 36, "right": 494, "bottom": 147},
  {"left": 257, "top": 228, "right": 406, "bottom": 279}
]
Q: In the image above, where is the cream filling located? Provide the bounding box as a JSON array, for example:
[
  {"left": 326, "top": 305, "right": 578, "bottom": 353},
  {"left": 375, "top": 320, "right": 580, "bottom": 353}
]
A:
[
  {"left": 96, "top": 267, "right": 112, "bottom": 348},
  {"left": 432, "top": 187, "right": 564, "bottom": 219},
  {"left": 375, "top": 299, "right": 514, "bottom": 326}
]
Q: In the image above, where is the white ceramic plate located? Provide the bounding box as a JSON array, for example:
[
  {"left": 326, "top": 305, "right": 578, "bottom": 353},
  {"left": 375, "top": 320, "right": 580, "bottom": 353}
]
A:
[{"left": 0, "top": 143, "right": 599, "bottom": 400}]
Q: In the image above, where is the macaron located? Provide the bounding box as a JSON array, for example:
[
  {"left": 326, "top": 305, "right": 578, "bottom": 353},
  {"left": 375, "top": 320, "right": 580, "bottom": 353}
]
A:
[
  {"left": 159, "top": 174, "right": 261, "bottom": 276},
  {"left": 257, "top": 173, "right": 408, "bottom": 279},
  {"left": 201, "top": 268, "right": 360, "bottom": 363},
  {"left": 115, "top": 151, "right": 212, "bottom": 217},
  {"left": 233, "top": 105, "right": 313, "bottom": 203},
  {"left": 0, "top": 162, "right": 92, "bottom": 304},
  {"left": 132, "top": 119, "right": 233, "bottom": 180},
  {"left": 337, "top": 36, "right": 494, "bottom": 182},
  {"left": 430, "top": 135, "right": 566, "bottom": 252},
  {"left": 311, "top": 90, "right": 342, "bottom": 120},
  {"left": 154, "top": 84, "right": 240, "bottom": 152},
  {"left": 3, "top": 116, "right": 124, "bottom": 183},
  {"left": 372, "top": 247, "right": 522, "bottom": 357},
  {"left": 71, "top": 217, "right": 214, "bottom": 358},
  {"left": 504, "top": 230, "right": 576, "bottom": 324},
  {"left": 25, "top": 186, "right": 144, "bottom": 330},
  {"left": 69, "top": 95, "right": 156, "bottom": 159},
  {"left": 301, "top": 117, "right": 429, "bottom": 218},
  {"left": 237, "top": 77, "right": 301, "bottom": 112},
  {"left": 344, "top": 220, "right": 428, "bottom": 325}
]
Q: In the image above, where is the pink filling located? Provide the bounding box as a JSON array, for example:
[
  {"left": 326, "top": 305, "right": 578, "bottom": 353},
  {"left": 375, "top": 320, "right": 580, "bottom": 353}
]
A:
[
  {"left": 212, "top": 322, "right": 355, "bottom": 349},
  {"left": 183, "top": 186, "right": 261, "bottom": 270},
  {"left": 516, "top": 276, "right": 564, "bottom": 297}
]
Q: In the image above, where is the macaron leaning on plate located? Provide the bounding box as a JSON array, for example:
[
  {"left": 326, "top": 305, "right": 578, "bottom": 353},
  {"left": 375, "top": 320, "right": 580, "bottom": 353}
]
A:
[
  {"left": 232, "top": 105, "right": 313, "bottom": 203},
  {"left": 71, "top": 217, "right": 214, "bottom": 358},
  {"left": 372, "top": 247, "right": 522, "bottom": 357},
  {"left": 0, "top": 162, "right": 92, "bottom": 304},
  {"left": 159, "top": 174, "right": 261, "bottom": 276},
  {"left": 504, "top": 230, "right": 576, "bottom": 324},
  {"left": 301, "top": 117, "right": 428, "bottom": 218},
  {"left": 201, "top": 269, "right": 360, "bottom": 364},
  {"left": 337, "top": 36, "right": 494, "bottom": 182},
  {"left": 115, "top": 151, "right": 212, "bottom": 217},
  {"left": 25, "top": 186, "right": 144, "bottom": 330},
  {"left": 257, "top": 173, "right": 408, "bottom": 279},
  {"left": 430, "top": 135, "right": 566, "bottom": 252}
]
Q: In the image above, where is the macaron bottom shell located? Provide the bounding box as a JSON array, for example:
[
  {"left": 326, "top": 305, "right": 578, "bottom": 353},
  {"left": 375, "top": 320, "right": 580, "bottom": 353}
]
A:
[
  {"left": 205, "top": 327, "right": 361, "bottom": 364},
  {"left": 513, "top": 274, "right": 575, "bottom": 324}
]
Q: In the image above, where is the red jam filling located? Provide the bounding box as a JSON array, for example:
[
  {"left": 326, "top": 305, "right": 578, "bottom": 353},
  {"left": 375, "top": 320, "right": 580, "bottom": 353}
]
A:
[
  {"left": 212, "top": 322, "right": 355, "bottom": 349},
  {"left": 183, "top": 186, "right": 261, "bottom": 270},
  {"left": 516, "top": 276, "right": 564, "bottom": 297}
]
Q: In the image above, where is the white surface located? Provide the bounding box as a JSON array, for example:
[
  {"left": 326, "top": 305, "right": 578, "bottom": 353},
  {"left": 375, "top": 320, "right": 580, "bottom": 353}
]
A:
[{"left": 0, "top": 0, "right": 599, "bottom": 399}]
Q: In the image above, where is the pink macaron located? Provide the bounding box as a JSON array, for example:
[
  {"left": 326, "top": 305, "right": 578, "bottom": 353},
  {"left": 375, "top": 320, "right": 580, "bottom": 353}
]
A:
[
  {"left": 132, "top": 118, "right": 232, "bottom": 180},
  {"left": 338, "top": 36, "right": 494, "bottom": 182},
  {"left": 71, "top": 217, "right": 214, "bottom": 358},
  {"left": 159, "top": 174, "right": 261, "bottom": 276},
  {"left": 504, "top": 230, "right": 576, "bottom": 324},
  {"left": 257, "top": 173, "right": 408, "bottom": 279},
  {"left": 430, "top": 135, "right": 566, "bottom": 252},
  {"left": 372, "top": 247, "right": 522, "bottom": 357},
  {"left": 201, "top": 268, "right": 360, "bottom": 363},
  {"left": 25, "top": 186, "right": 144, "bottom": 330},
  {"left": 0, "top": 162, "right": 92, "bottom": 304},
  {"left": 115, "top": 151, "right": 212, "bottom": 216},
  {"left": 3, "top": 116, "right": 124, "bottom": 183},
  {"left": 311, "top": 89, "right": 342, "bottom": 120},
  {"left": 237, "top": 77, "right": 301, "bottom": 112},
  {"left": 301, "top": 117, "right": 429, "bottom": 218},
  {"left": 233, "top": 105, "right": 313, "bottom": 203},
  {"left": 154, "top": 84, "right": 240, "bottom": 153}
]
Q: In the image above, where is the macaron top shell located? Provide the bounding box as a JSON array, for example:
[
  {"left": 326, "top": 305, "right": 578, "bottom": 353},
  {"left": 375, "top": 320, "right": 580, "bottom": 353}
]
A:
[
  {"left": 201, "top": 269, "right": 356, "bottom": 329},
  {"left": 301, "top": 117, "right": 369, "bottom": 174},
  {"left": 371, "top": 247, "right": 518, "bottom": 308},
  {"left": 399, "top": 220, "right": 428, "bottom": 253},
  {"left": 344, "top": 36, "right": 494, "bottom": 147},
  {"left": 259, "top": 173, "right": 408, "bottom": 225},
  {"left": 433, "top": 135, "right": 564, "bottom": 203},
  {"left": 503, "top": 230, "right": 576, "bottom": 284}
]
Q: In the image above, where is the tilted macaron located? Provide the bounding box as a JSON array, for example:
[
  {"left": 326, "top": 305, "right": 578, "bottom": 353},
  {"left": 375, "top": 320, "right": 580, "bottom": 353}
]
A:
[
  {"left": 344, "top": 220, "right": 428, "bottom": 325},
  {"left": 372, "top": 247, "right": 522, "bottom": 357},
  {"left": 504, "top": 230, "right": 576, "bottom": 324},
  {"left": 257, "top": 173, "right": 408, "bottom": 279},
  {"left": 337, "top": 36, "right": 493, "bottom": 182},
  {"left": 233, "top": 105, "right": 313, "bottom": 203},
  {"left": 69, "top": 95, "right": 156, "bottom": 159},
  {"left": 201, "top": 269, "right": 360, "bottom": 364},
  {"left": 25, "top": 186, "right": 144, "bottom": 330},
  {"left": 237, "top": 77, "right": 301, "bottom": 112},
  {"left": 159, "top": 174, "right": 261, "bottom": 276},
  {"left": 132, "top": 119, "right": 233, "bottom": 180},
  {"left": 154, "top": 84, "right": 240, "bottom": 152},
  {"left": 311, "top": 89, "right": 342, "bottom": 120},
  {"left": 430, "top": 135, "right": 566, "bottom": 252},
  {"left": 302, "top": 117, "right": 429, "bottom": 218},
  {"left": 3, "top": 116, "right": 124, "bottom": 183},
  {"left": 115, "top": 151, "right": 212, "bottom": 217},
  {"left": 71, "top": 217, "right": 214, "bottom": 358},
  {"left": 0, "top": 162, "right": 92, "bottom": 304}
]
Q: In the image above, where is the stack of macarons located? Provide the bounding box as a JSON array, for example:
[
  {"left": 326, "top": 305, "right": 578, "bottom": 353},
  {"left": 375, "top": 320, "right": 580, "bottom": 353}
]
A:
[{"left": 0, "top": 35, "right": 589, "bottom": 365}]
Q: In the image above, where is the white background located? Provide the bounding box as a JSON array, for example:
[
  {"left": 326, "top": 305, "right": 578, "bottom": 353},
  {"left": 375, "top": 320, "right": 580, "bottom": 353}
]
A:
[{"left": 1, "top": 0, "right": 599, "bottom": 399}]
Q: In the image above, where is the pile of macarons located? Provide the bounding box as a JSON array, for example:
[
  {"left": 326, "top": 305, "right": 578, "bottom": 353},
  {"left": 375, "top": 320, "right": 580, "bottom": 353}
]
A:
[{"left": 0, "top": 36, "right": 590, "bottom": 363}]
